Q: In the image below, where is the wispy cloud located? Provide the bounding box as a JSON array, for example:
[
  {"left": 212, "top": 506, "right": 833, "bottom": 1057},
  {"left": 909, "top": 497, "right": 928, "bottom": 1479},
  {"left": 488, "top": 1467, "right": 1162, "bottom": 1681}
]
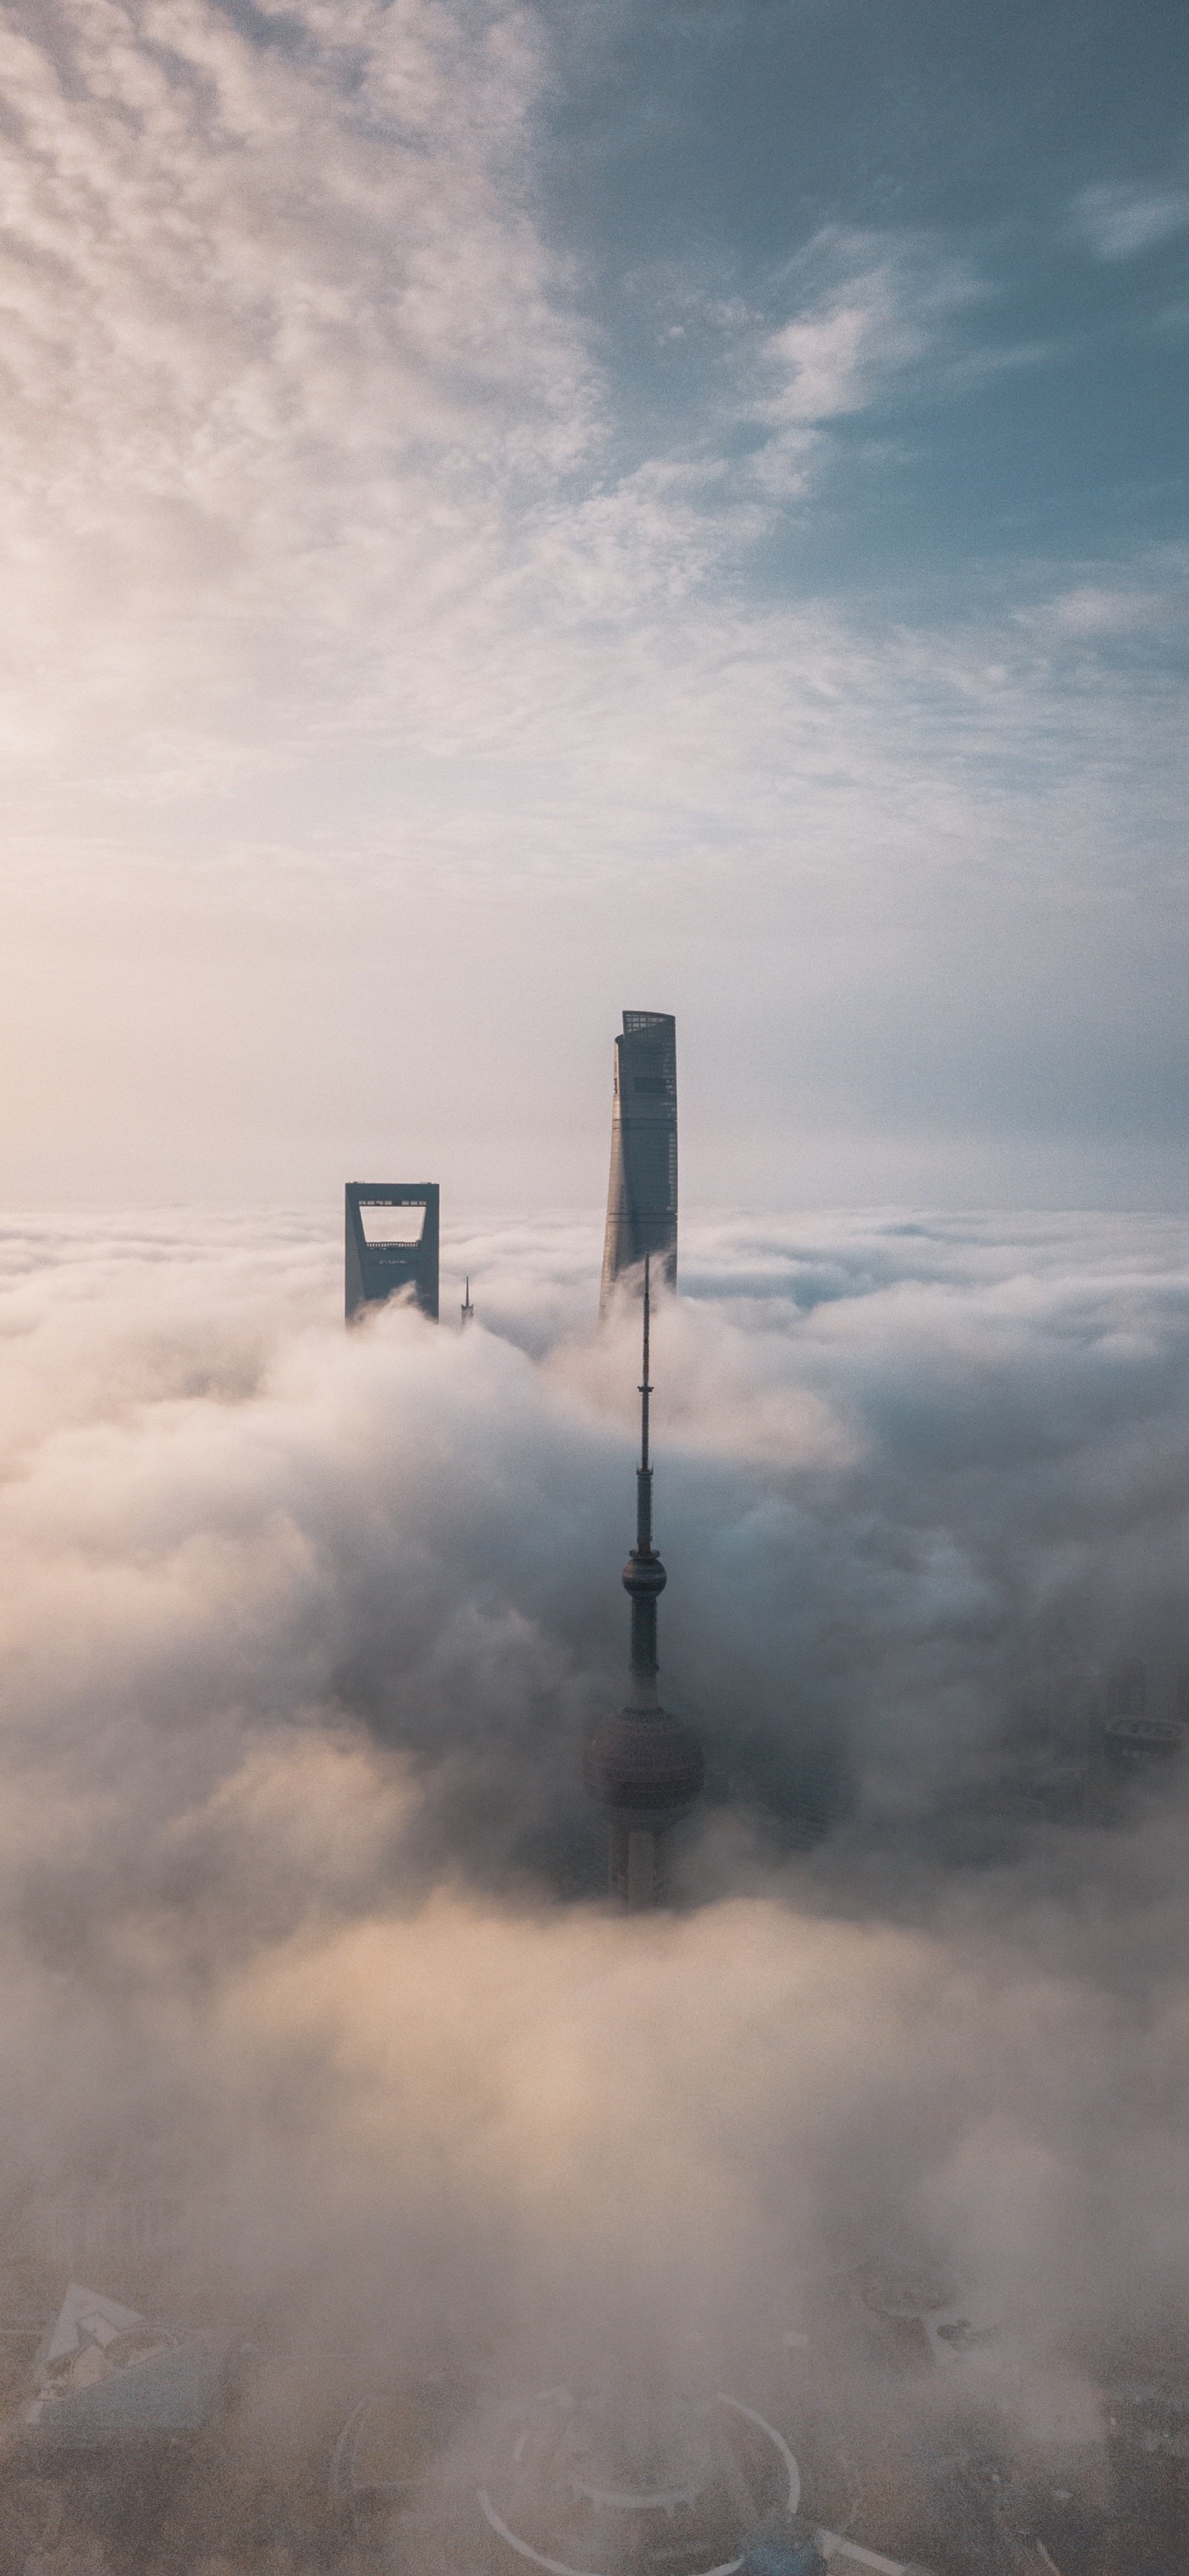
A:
[
  {"left": 1070, "top": 178, "right": 1189, "bottom": 261},
  {"left": 757, "top": 230, "right": 985, "bottom": 426},
  {"left": 0, "top": 7, "right": 1185, "bottom": 1204},
  {"left": 0, "top": 0, "right": 589, "bottom": 737}
]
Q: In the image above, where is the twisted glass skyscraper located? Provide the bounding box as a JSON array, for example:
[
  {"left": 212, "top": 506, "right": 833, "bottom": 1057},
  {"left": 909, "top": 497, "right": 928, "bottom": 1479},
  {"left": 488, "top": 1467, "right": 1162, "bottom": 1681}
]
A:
[{"left": 599, "top": 1010, "right": 677, "bottom": 1313}]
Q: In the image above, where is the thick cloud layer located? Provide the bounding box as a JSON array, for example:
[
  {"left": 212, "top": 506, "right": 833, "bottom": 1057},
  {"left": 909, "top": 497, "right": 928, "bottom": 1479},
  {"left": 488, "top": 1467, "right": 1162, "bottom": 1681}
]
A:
[{"left": 1, "top": 1207, "right": 1188, "bottom": 2552}]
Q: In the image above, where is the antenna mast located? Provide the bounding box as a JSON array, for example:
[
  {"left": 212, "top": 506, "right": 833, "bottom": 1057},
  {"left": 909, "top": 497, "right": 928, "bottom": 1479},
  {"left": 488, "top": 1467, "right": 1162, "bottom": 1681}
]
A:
[
  {"left": 582, "top": 1247, "right": 704, "bottom": 1905},
  {"left": 637, "top": 1254, "right": 652, "bottom": 1555}
]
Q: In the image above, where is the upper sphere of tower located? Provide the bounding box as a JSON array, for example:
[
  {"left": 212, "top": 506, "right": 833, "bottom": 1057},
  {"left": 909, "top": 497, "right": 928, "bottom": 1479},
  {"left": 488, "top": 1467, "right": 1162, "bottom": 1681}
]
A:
[
  {"left": 623, "top": 1548, "right": 667, "bottom": 1600},
  {"left": 582, "top": 1704, "right": 705, "bottom": 1824}
]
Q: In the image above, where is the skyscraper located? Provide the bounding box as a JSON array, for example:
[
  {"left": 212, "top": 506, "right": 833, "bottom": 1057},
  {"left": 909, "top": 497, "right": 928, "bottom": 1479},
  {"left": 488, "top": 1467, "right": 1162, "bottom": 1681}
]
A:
[
  {"left": 599, "top": 1010, "right": 677, "bottom": 1313},
  {"left": 583, "top": 1257, "right": 704, "bottom": 1905},
  {"left": 345, "top": 1184, "right": 440, "bottom": 1322}
]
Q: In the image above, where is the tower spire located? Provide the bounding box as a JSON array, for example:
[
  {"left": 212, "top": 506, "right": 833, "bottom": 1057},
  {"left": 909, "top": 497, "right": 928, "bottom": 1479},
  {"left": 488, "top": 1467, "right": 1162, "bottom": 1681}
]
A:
[
  {"left": 583, "top": 1255, "right": 704, "bottom": 1905},
  {"left": 638, "top": 1253, "right": 652, "bottom": 1516},
  {"left": 629, "top": 1256, "right": 661, "bottom": 1691}
]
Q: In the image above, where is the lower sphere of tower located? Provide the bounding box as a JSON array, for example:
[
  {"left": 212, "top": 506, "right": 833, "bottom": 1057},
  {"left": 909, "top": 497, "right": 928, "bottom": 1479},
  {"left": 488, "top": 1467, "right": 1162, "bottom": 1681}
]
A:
[{"left": 583, "top": 1705, "right": 705, "bottom": 1822}]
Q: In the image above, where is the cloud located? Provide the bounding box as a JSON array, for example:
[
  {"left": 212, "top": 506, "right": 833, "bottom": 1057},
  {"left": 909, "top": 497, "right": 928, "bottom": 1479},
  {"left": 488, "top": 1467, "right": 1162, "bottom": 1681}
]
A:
[
  {"left": 0, "top": 10, "right": 1185, "bottom": 1221},
  {"left": 1071, "top": 178, "right": 1189, "bottom": 261},
  {"left": 2, "top": 1209, "right": 1189, "bottom": 2560},
  {"left": 754, "top": 230, "right": 987, "bottom": 427},
  {"left": 2, "top": 1196, "right": 1187, "bottom": 1873},
  {"left": 5, "top": 1195, "right": 1189, "bottom": 1918},
  {"left": 1033, "top": 581, "right": 1186, "bottom": 641},
  {"left": 0, "top": 13, "right": 1164, "bottom": 890},
  {"left": 0, "top": 0, "right": 589, "bottom": 751}
]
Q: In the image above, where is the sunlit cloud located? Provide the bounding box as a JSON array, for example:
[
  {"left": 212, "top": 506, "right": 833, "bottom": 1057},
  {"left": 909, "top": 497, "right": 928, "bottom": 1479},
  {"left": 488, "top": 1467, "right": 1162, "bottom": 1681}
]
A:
[{"left": 1, "top": 1211, "right": 1189, "bottom": 2512}]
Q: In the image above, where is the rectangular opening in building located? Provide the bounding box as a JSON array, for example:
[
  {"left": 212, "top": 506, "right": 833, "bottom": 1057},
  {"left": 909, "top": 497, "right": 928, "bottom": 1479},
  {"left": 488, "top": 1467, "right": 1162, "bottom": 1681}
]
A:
[{"left": 359, "top": 1201, "right": 428, "bottom": 1246}]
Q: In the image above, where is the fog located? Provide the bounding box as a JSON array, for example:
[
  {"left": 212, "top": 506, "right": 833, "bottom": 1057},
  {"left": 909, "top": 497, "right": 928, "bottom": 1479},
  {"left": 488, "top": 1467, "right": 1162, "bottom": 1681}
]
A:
[{"left": 1, "top": 1205, "right": 1188, "bottom": 2566}]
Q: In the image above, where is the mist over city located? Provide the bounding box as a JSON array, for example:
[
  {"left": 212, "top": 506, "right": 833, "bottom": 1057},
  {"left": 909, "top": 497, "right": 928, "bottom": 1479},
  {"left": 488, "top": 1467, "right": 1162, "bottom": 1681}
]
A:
[
  {"left": 0, "top": 1204, "right": 1187, "bottom": 2566},
  {"left": 0, "top": 0, "right": 1187, "bottom": 2566}
]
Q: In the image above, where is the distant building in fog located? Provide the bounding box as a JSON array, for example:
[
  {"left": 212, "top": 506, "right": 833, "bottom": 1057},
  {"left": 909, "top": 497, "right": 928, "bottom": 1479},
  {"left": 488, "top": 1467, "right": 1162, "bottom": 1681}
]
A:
[
  {"left": 1103, "top": 1656, "right": 1185, "bottom": 1770},
  {"left": 600, "top": 1010, "right": 677, "bottom": 1313},
  {"left": 345, "top": 1184, "right": 440, "bottom": 1322}
]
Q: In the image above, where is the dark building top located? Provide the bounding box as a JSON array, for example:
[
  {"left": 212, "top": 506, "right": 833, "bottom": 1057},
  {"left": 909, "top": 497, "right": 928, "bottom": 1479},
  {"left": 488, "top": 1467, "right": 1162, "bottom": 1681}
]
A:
[
  {"left": 345, "top": 1184, "right": 440, "bottom": 1322},
  {"left": 600, "top": 1010, "right": 677, "bottom": 1313}
]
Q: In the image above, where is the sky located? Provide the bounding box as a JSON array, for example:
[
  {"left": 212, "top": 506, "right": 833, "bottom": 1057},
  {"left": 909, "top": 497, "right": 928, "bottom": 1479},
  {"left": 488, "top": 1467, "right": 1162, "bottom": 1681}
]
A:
[{"left": 1, "top": 0, "right": 1186, "bottom": 1209}]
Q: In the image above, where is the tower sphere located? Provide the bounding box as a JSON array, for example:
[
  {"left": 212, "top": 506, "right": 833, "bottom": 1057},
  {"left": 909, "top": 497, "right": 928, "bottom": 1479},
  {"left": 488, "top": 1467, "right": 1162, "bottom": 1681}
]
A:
[
  {"left": 623, "top": 1549, "right": 666, "bottom": 1600},
  {"left": 583, "top": 1705, "right": 705, "bottom": 1824}
]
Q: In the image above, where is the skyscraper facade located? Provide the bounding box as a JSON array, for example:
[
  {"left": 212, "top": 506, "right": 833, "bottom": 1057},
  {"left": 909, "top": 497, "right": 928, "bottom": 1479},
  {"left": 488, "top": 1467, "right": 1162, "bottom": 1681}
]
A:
[
  {"left": 599, "top": 1010, "right": 677, "bottom": 1313},
  {"left": 345, "top": 1184, "right": 440, "bottom": 1321}
]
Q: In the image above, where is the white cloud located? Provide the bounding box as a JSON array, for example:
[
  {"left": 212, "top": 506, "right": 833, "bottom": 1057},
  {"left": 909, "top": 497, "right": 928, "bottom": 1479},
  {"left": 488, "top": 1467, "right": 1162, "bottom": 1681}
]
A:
[
  {"left": 1, "top": 1209, "right": 1189, "bottom": 2501},
  {"left": 1032, "top": 579, "right": 1185, "bottom": 641},
  {"left": 757, "top": 230, "right": 986, "bottom": 426},
  {"left": 1071, "top": 179, "right": 1189, "bottom": 262},
  {"left": 0, "top": 0, "right": 590, "bottom": 740}
]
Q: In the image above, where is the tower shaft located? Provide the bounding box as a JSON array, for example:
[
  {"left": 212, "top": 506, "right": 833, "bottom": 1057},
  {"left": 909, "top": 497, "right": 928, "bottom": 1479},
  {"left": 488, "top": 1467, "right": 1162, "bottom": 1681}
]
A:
[
  {"left": 582, "top": 1253, "right": 704, "bottom": 1907},
  {"left": 630, "top": 1268, "right": 658, "bottom": 1687}
]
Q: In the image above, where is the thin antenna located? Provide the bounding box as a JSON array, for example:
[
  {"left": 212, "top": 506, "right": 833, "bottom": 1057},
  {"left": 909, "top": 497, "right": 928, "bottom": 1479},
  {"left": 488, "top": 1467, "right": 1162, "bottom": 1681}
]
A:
[
  {"left": 461, "top": 1274, "right": 474, "bottom": 1328},
  {"left": 636, "top": 1253, "right": 652, "bottom": 1557},
  {"left": 583, "top": 1239, "right": 703, "bottom": 1904}
]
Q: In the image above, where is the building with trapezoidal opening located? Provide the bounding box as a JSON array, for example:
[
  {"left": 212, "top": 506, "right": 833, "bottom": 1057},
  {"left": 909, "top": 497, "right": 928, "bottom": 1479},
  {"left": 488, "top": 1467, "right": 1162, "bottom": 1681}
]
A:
[
  {"left": 345, "top": 1184, "right": 439, "bottom": 1322},
  {"left": 599, "top": 1010, "right": 677, "bottom": 1314}
]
